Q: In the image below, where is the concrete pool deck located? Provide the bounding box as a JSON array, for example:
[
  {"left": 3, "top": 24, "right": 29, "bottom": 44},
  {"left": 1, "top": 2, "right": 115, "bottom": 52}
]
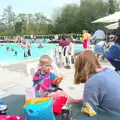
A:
[{"left": 0, "top": 59, "right": 114, "bottom": 116}]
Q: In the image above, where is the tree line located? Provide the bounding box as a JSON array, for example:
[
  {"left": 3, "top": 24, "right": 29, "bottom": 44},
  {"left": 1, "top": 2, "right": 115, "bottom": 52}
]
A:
[{"left": 0, "top": 0, "right": 119, "bottom": 36}]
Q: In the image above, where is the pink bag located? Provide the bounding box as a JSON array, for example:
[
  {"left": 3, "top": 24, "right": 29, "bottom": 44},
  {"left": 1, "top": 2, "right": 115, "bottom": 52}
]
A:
[{"left": 25, "top": 88, "right": 35, "bottom": 101}]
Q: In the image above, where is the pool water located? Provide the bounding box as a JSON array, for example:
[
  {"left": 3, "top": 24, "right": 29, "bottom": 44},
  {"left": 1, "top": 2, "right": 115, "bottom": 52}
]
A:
[{"left": 0, "top": 43, "right": 84, "bottom": 64}]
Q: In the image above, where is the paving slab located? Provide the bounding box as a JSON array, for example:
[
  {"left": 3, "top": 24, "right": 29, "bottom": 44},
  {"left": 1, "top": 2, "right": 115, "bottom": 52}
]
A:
[
  {"left": 0, "top": 90, "right": 12, "bottom": 99},
  {"left": 6, "top": 86, "right": 26, "bottom": 95},
  {"left": 0, "top": 82, "right": 17, "bottom": 90}
]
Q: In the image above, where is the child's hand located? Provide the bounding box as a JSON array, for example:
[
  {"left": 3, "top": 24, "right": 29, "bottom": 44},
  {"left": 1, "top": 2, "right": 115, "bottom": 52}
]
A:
[
  {"left": 52, "top": 77, "right": 63, "bottom": 85},
  {"left": 56, "top": 79, "right": 62, "bottom": 84}
]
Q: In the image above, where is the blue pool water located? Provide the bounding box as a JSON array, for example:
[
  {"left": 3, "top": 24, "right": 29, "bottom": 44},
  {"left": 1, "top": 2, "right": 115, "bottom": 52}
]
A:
[{"left": 0, "top": 43, "right": 84, "bottom": 63}]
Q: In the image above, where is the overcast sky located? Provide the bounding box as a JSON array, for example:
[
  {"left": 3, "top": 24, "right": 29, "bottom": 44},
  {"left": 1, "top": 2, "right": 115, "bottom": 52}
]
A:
[{"left": 0, "top": 0, "right": 80, "bottom": 18}]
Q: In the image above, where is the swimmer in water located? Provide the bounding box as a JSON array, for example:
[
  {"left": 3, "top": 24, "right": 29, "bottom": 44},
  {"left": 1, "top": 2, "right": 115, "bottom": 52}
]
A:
[
  {"left": 24, "top": 52, "right": 28, "bottom": 58},
  {"left": 14, "top": 51, "right": 17, "bottom": 56},
  {"left": 38, "top": 42, "right": 43, "bottom": 48},
  {"left": 11, "top": 48, "right": 14, "bottom": 51},
  {"left": 27, "top": 42, "right": 31, "bottom": 56},
  {"left": 6, "top": 47, "right": 10, "bottom": 52},
  {"left": 27, "top": 48, "right": 31, "bottom": 56}
]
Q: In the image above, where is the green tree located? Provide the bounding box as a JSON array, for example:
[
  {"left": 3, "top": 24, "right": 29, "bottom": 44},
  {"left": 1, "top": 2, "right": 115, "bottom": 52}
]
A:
[
  {"left": 52, "top": 4, "right": 80, "bottom": 33},
  {"left": 17, "top": 13, "right": 27, "bottom": 22},
  {"left": 108, "top": 0, "right": 117, "bottom": 14},
  {"left": 52, "top": 0, "right": 108, "bottom": 33},
  {"left": 1, "top": 5, "right": 16, "bottom": 28},
  {"left": 1, "top": 1, "right": 120, "bottom": 36},
  {"left": 17, "top": 13, "right": 28, "bottom": 34},
  {"left": 79, "top": 0, "right": 108, "bottom": 32},
  {"left": 33, "top": 13, "right": 50, "bottom": 34},
  {"left": 14, "top": 22, "right": 22, "bottom": 35}
]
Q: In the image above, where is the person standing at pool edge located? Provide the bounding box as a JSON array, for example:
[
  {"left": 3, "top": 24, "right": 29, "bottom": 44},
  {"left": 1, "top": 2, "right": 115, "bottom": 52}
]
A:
[
  {"left": 74, "top": 50, "right": 120, "bottom": 116},
  {"left": 59, "top": 35, "right": 70, "bottom": 48},
  {"left": 27, "top": 42, "right": 31, "bottom": 56},
  {"left": 92, "top": 28, "right": 105, "bottom": 44},
  {"left": 82, "top": 30, "right": 91, "bottom": 49}
]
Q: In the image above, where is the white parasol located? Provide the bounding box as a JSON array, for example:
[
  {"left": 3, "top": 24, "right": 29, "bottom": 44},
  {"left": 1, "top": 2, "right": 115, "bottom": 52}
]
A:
[
  {"left": 92, "top": 11, "right": 120, "bottom": 23},
  {"left": 105, "top": 22, "right": 118, "bottom": 29}
]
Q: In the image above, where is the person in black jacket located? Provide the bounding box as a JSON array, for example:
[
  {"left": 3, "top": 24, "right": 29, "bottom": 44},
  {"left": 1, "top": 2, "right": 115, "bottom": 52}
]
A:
[{"left": 116, "top": 19, "right": 120, "bottom": 45}]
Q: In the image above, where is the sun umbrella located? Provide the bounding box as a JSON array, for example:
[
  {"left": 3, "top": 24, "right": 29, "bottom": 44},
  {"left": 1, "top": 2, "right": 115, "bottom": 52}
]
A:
[
  {"left": 92, "top": 11, "right": 120, "bottom": 23},
  {"left": 105, "top": 22, "right": 118, "bottom": 29}
]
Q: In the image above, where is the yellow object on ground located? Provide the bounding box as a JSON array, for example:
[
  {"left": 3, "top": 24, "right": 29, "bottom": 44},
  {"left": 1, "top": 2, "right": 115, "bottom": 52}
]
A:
[
  {"left": 81, "top": 102, "right": 97, "bottom": 117},
  {"left": 24, "top": 97, "right": 51, "bottom": 107}
]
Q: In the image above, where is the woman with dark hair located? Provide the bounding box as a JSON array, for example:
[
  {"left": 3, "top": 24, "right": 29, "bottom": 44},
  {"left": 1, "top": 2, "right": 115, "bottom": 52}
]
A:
[
  {"left": 59, "top": 35, "right": 70, "bottom": 48},
  {"left": 74, "top": 50, "right": 120, "bottom": 116}
]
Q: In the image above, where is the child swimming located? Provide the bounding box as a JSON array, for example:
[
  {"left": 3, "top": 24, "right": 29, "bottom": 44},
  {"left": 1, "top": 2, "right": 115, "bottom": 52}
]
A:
[
  {"left": 38, "top": 42, "right": 43, "bottom": 48},
  {"left": 11, "top": 48, "right": 14, "bottom": 51},
  {"left": 33, "top": 55, "right": 63, "bottom": 97},
  {"left": 27, "top": 42, "right": 31, "bottom": 56},
  {"left": 6, "top": 47, "right": 10, "bottom": 52},
  {"left": 27, "top": 49, "right": 31, "bottom": 56},
  {"left": 14, "top": 51, "right": 17, "bottom": 56}
]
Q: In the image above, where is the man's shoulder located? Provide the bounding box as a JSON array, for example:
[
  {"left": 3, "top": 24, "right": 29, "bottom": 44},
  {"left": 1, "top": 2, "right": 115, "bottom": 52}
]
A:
[
  {"left": 96, "top": 29, "right": 104, "bottom": 32},
  {"left": 117, "top": 26, "right": 120, "bottom": 30}
]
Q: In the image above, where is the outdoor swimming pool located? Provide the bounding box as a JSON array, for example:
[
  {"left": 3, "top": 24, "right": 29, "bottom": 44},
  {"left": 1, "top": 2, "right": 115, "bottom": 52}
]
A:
[{"left": 0, "top": 43, "right": 84, "bottom": 64}]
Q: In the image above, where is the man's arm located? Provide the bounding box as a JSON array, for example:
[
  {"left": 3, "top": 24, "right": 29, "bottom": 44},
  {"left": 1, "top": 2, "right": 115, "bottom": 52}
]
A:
[
  {"left": 103, "top": 32, "right": 105, "bottom": 39},
  {"left": 116, "top": 27, "right": 119, "bottom": 36},
  {"left": 115, "top": 27, "right": 120, "bottom": 41},
  {"left": 92, "top": 32, "right": 96, "bottom": 40}
]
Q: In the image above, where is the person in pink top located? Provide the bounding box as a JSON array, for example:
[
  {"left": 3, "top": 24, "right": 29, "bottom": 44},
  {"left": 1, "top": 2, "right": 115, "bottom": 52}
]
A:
[{"left": 59, "top": 35, "right": 70, "bottom": 48}]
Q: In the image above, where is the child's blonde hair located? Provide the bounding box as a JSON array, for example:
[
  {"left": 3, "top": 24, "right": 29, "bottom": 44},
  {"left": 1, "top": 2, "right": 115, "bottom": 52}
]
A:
[{"left": 39, "top": 55, "right": 52, "bottom": 65}]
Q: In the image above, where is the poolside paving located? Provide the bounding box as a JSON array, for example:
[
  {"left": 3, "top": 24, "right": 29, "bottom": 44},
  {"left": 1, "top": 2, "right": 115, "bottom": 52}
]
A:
[{"left": 0, "top": 59, "right": 114, "bottom": 116}]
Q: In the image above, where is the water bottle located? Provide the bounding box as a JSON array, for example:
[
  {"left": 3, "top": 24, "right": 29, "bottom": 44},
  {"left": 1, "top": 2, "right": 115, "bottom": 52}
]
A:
[
  {"left": 0, "top": 99, "right": 8, "bottom": 115},
  {"left": 61, "top": 104, "right": 73, "bottom": 120},
  {"left": 0, "top": 100, "right": 4, "bottom": 104}
]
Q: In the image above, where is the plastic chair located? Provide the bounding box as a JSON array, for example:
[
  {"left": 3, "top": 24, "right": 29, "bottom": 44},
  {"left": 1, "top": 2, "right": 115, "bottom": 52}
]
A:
[
  {"left": 53, "top": 46, "right": 62, "bottom": 67},
  {"left": 69, "top": 43, "right": 75, "bottom": 65},
  {"left": 61, "top": 45, "right": 75, "bottom": 67},
  {"left": 26, "top": 49, "right": 60, "bottom": 76},
  {"left": 26, "top": 62, "right": 38, "bottom": 76},
  {"left": 27, "top": 61, "right": 60, "bottom": 76},
  {"left": 61, "top": 46, "right": 70, "bottom": 67}
]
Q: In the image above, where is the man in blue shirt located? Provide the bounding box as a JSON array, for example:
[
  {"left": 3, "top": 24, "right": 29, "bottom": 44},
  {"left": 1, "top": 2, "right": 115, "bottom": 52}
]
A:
[{"left": 104, "top": 20, "right": 120, "bottom": 72}]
